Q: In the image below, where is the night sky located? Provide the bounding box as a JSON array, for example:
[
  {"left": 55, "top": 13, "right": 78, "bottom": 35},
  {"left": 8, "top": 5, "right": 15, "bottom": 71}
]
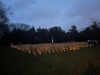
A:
[{"left": 1, "top": 0, "right": 100, "bottom": 31}]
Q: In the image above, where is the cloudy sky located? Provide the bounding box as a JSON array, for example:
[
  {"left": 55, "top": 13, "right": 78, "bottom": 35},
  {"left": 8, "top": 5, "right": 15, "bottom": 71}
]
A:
[{"left": 1, "top": 0, "right": 100, "bottom": 31}]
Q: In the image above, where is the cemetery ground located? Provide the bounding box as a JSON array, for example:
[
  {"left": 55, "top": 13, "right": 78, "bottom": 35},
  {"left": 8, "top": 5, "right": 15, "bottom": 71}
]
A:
[{"left": 0, "top": 45, "right": 100, "bottom": 75}]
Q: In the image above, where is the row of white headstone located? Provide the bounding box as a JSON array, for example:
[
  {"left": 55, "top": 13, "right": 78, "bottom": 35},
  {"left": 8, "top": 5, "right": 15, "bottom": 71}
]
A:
[{"left": 11, "top": 42, "right": 88, "bottom": 55}]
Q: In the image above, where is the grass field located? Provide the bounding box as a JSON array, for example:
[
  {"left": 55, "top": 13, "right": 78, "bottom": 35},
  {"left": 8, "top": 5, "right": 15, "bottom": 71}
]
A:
[{"left": 0, "top": 45, "right": 100, "bottom": 75}]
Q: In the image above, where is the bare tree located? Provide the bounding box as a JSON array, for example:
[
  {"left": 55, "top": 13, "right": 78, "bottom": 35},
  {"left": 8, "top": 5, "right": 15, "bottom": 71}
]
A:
[{"left": 0, "top": 1, "right": 12, "bottom": 40}]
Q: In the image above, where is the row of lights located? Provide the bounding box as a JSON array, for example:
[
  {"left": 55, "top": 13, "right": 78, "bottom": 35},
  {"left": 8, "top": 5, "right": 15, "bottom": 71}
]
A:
[{"left": 11, "top": 43, "right": 89, "bottom": 55}]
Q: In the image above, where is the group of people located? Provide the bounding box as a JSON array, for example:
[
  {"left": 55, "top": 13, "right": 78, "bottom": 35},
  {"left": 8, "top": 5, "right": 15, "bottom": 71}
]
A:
[{"left": 87, "top": 40, "right": 98, "bottom": 46}]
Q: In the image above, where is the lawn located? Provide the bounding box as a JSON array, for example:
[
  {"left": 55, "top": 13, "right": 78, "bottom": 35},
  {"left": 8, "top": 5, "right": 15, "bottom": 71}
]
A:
[{"left": 0, "top": 45, "right": 100, "bottom": 75}]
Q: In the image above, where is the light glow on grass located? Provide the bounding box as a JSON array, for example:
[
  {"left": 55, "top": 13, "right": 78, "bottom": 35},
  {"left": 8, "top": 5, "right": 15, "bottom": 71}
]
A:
[
  {"left": 39, "top": 53, "right": 42, "bottom": 54},
  {"left": 11, "top": 42, "right": 91, "bottom": 55},
  {"left": 28, "top": 51, "right": 31, "bottom": 53},
  {"left": 34, "top": 54, "right": 36, "bottom": 55}
]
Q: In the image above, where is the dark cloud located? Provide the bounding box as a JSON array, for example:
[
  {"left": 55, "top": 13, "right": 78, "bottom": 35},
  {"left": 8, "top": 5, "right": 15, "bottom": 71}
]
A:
[
  {"left": 1, "top": 0, "right": 100, "bottom": 31},
  {"left": 13, "top": 0, "right": 36, "bottom": 11},
  {"left": 64, "top": 0, "right": 100, "bottom": 29}
]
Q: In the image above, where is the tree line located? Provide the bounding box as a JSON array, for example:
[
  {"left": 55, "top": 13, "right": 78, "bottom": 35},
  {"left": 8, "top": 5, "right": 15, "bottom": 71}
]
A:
[{"left": 0, "top": 1, "right": 100, "bottom": 45}]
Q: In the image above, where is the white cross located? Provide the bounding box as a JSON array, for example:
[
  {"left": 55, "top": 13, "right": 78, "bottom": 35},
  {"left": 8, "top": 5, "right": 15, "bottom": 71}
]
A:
[{"left": 52, "top": 37, "right": 53, "bottom": 43}]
